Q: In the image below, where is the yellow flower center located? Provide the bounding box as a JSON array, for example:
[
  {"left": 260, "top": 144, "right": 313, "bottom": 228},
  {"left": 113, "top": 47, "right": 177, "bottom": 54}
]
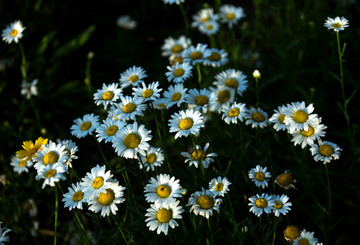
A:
[
  {"left": 43, "top": 152, "right": 59, "bottom": 165},
  {"left": 102, "top": 91, "right": 114, "bottom": 100},
  {"left": 201, "top": 17, "right": 210, "bottom": 23},
  {"left": 142, "top": 89, "right": 154, "bottom": 98},
  {"left": 298, "top": 238, "right": 310, "bottom": 245},
  {"left": 273, "top": 201, "right": 283, "bottom": 209},
  {"left": 225, "top": 78, "right": 238, "bottom": 88},
  {"left": 255, "top": 172, "right": 265, "bottom": 181},
  {"left": 45, "top": 169, "right": 57, "bottom": 178},
  {"left": 279, "top": 114, "right": 285, "bottom": 123},
  {"left": 72, "top": 191, "right": 84, "bottom": 202},
  {"left": 195, "top": 95, "right": 209, "bottom": 106},
  {"left": 106, "top": 125, "right": 118, "bottom": 136},
  {"left": 332, "top": 23, "right": 342, "bottom": 29},
  {"left": 300, "top": 126, "right": 314, "bottom": 137},
  {"left": 228, "top": 108, "right": 240, "bottom": 117},
  {"left": 251, "top": 112, "right": 265, "bottom": 122},
  {"left": 173, "top": 68, "right": 185, "bottom": 77},
  {"left": 156, "top": 184, "right": 171, "bottom": 198},
  {"left": 172, "top": 57, "right": 184, "bottom": 65},
  {"left": 80, "top": 121, "right": 92, "bottom": 131},
  {"left": 284, "top": 226, "right": 300, "bottom": 242},
  {"left": 19, "top": 160, "right": 27, "bottom": 168},
  {"left": 191, "top": 149, "right": 206, "bottom": 161},
  {"left": 208, "top": 52, "right": 221, "bottom": 62},
  {"left": 10, "top": 29, "right": 18, "bottom": 37},
  {"left": 145, "top": 153, "right": 157, "bottom": 164},
  {"left": 123, "top": 103, "right": 137, "bottom": 113},
  {"left": 157, "top": 208, "right": 172, "bottom": 223},
  {"left": 179, "top": 118, "right": 193, "bottom": 130},
  {"left": 171, "top": 44, "right": 183, "bottom": 53},
  {"left": 293, "top": 110, "right": 308, "bottom": 123},
  {"left": 255, "top": 198, "right": 268, "bottom": 208},
  {"left": 226, "top": 13, "right": 236, "bottom": 20},
  {"left": 215, "top": 183, "right": 224, "bottom": 191},
  {"left": 157, "top": 103, "right": 166, "bottom": 108},
  {"left": 206, "top": 24, "right": 214, "bottom": 30},
  {"left": 190, "top": 51, "right": 203, "bottom": 60},
  {"left": 128, "top": 75, "right": 139, "bottom": 83},
  {"left": 319, "top": 144, "right": 335, "bottom": 157},
  {"left": 98, "top": 189, "right": 115, "bottom": 206},
  {"left": 171, "top": 92, "right": 182, "bottom": 101},
  {"left": 124, "top": 133, "right": 141, "bottom": 149},
  {"left": 277, "top": 173, "right": 293, "bottom": 187},
  {"left": 92, "top": 177, "right": 104, "bottom": 189},
  {"left": 217, "top": 90, "right": 231, "bottom": 103},
  {"left": 197, "top": 195, "right": 214, "bottom": 209}
]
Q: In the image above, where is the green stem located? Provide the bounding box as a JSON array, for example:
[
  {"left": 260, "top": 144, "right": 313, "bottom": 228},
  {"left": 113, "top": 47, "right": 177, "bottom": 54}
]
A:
[
  {"left": 18, "top": 41, "right": 27, "bottom": 80},
  {"left": 111, "top": 215, "right": 129, "bottom": 245},
  {"left": 325, "top": 163, "right": 332, "bottom": 221},
  {"left": 196, "top": 63, "right": 202, "bottom": 87},
  {"left": 255, "top": 77, "right": 259, "bottom": 108},
  {"left": 73, "top": 211, "right": 93, "bottom": 245},
  {"left": 137, "top": 153, "right": 149, "bottom": 179},
  {"left": 93, "top": 135, "right": 111, "bottom": 171},
  {"left": 272, "top": 217, "right": 278, "bottom": 245},
  {"left": 84, "top": 52, "right": 94, "bottom": 94},
  {"left": 209, "top": 34, "right": 216, "bottom": 48},
  {"left": 179, "top": 3, "right": 190, "bottom": 38},
  {"left": 54, "top": 185, "right": 58, "bottom": 245}
]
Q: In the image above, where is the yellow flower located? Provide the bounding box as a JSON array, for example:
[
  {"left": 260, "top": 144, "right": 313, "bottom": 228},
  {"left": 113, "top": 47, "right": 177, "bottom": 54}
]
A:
[{"left": 16, "top": 137, "right": 48, "bottom": 161}]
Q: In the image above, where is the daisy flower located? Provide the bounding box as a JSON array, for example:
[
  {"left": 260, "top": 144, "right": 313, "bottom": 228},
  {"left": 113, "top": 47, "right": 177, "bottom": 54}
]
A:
[
  {"left": 208, "top": 176, "right": 231, "bottom": 197},
  {"left": 163, "top": 83, "right": 188, "bottom": 108},
  {"left": 93, "top": 83, "right": 122, "bottom": 110},
  {"left": 291, "top": 117, "right": 327, "bottom": 148},
  {"left": 111, "top": 95, "right": 147, "bottom": 121},
  {"left": 145, "top": 200, "right": 184, "bottom": 235},
  {"left": 248, "top": 165, "right": 272, "bottom": 188},
  {"left": 70, "top": 113, "right": 100, "bottom": 138},
  {"left": 116, "top": 15, "right": 137, "bottom": 30},
  {"left": 153, "top": 98, "right": 168, "bottom": 110},
  {"left": 271, "top": 194, "right": 292, "bottom": 217},
  {"left": 198, "top": 20, "right": 220, "bottom": 36},
  {"left": 112, "top": 122, "right": 152, "bottom": 159},
  {"left": 186, "top": 88, "right": 217, "bottom": 113},
  {"left": 162, "top": 0, "right": 184, "bottom": 5},
  {"left": 248, "top": 193, "right": 275, "bottom": 217},
  {"left": 119, "top": 65, "right": 147, "bottom": 88},
  {"left": 88, "top": 181, "right": 126, "bottom": 217},
  {"left": 80, "top": 164, "right": 114, "bottom": 199},
  {"left": 138, "top": 146, "right": 165, "bottom": 172},
  {"left": 191, "top": 8, "right": 219, "bottom": 29},
  {"left": 132, "top": 81, "right": 162, "bottom": 102},
  {"left": 283, "top": 226, "right": 301, "bottom": 242},
  {"left": 62, "top": 182, "right": 87, "bottom": 210},
  {"left": 2, "top": 20, "right": 25, "bottom": 44},
  {"left": 95, "top": 117, "right": 127, "bottom": 143},
  {"left": 269, "top": 105, "right": 289, "bottom": 131},
  {"left": 222, "top": 102, "right": 247, "bottom": 124},
  {"left": 274, "top": 170, "right": 297, "bottom": 190},
  {"left": 10, "top": 155, "right": 33, "bottom": 174},
  {"left": 293, "top": 229, "right": 319, "bottom": 245},
  {"left": 168, "top": 109, "right": 205, "bottom": 139},
  {"left": 33, "top": 141, "right": 69, "bottom": 171},
  {"left": 20, "top": 79, "right": 38, "bottom": 100},
  {"left": 16, "top": 137, "right": 48, "bottom": 162},
  {"left": 144, "top": 174, "right": 182, "bottom": 208},
  {"left": 309, "top": 141, "right": 342, "bottom": 164},
  {"left": 214, "top": 68, "right": 248, "bottom": 96},
  {"left": 208, "top": 87, "right": 235, "bottom": 113},
  {"left": 219, "top": 4, "right": 245, "bottom": 28},
  {"left": 35, "top": 163, "right": 67, "bottom": 189},
  {"left": 203, "top": 48, "right": 229, "bottom": 67},
  {"left": 245, "top": 107, "right": 270, "bottom": 129},
  {"left": 283, "top": 101, "right": 318, "bottom": 134},
  {"left": 161, "top": 35, "right": 191, "bottom": 62},
  {"left": 0, "top": 222, "right": 11, "bottom": 244},
  {"left": 180, "top": 142, "right": 217, "bottom": 168},
  {"left": 165, "top": 62, "right": 193, "bottom": 83},
  {"left": 324, "top": 16, "right": 349, "bottom": 32},
  {"left": 187, "top": 187, "right": 222, "bottom": 219},
  {"left": 182, "top": 43, "right": 212, "bottom": 65},
  {"left": 58, "top": 139, "right": 78, "bottom": 169}
]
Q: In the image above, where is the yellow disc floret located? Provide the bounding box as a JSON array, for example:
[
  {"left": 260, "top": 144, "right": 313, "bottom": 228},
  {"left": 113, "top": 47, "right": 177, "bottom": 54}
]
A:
[
  {"left": 273, "top": 201, "right": 283, "bottom": 209},
  {"left": 255, "top": 198, "right": 268, "bottom": 208},
  {"left": 301, "top": 126, "right": 314, "bottom": 137},
  {"left": 80, "top": 121, "right": 92, "bottom": 131},
  {"left": 293, "top": 110, "right": 308, "bottom": 123},
  {"left": 171, "top": 44, "right": 183, "bottom": 53},
  {"left": 10, "top": 29, "right": 18, "bottom": 37},
  {"left": 319, "top": 144, "right": 334, "bottom": 157},
  {"left": 217, "top": 90, "right": 231, "bottom": 104},
  {"left": 156, "top": 185, "right": 171, "bottom": 198},
  {"left": 191, "top": 149, "right": 206, "bottom": 161},
  {"left": 124, "top": 133, "right": 141, "bottom": 149},
  {"left": 215, "top": 183, "right": 224, "bottom": 191},
  {"left": 226, "top": 13, "right": 236, "bottom": 20},
  {"left": 197, "top": 195, "right": 214, "bottom": 209},
  {"left": 43, "top": 152, "right": 59, "bottom": 165},
  {"left": 208, "top": 51, "right": 221, "bottom": 61},
  {"left": 92, "top": 177, "right": 104, "bottom": 189},
  {"left": 228, "top": 108, "right": 240, "bottom": 117},
  {"left": 283, "top": 226, "right": 301, "bottom": 242},
  {"left": 98, "top": 189, "right": 115, "bottom": 206},
  {"left": 190, "top": 51, "right": 203, "bottom": 60},
  {"left": 332, "top": 23, "right": 342, "bottom": 29},
  {"left": 252, "top": 112, "right": 265, "bottom": 122},
  {"left": 72, "top": 191, "right": 84, "bottom": 202},
  {"left": 279, "top": 114, "right": 285, "bottom": 123},
  {"left": 19, "top": 160, "right": 27, "bottom": 168},
  {"left": 225, "top": 78, "right": 238, "bottom": 88},
  {"left": 171, "top": 92, "right": 182, "bottom": 101},
  {"left": 123, "top": 103, "right": 136, "bottom": 113},
  {"left": 255, "top": 172, "right": 265, "bottom": 181},
  {"left": 128, "top": 75, "right": 139, "bottom": 83},
  {"left": 45, "top": 169, "right": 57, "bottom": 178},
  {"left": 157, "top": 208, "right": 172, "bottom": 223},
  {"left": 102, "top": 91, "right": 114, "bottom": 100},
  {"left": 277, "top": 173, "right": 293, "bottom": 187},
  {"left": 106, "top": 125, "right": 118, "bottom": 136},
  {"left": 145, "top": 153, "right": 157, "bottom": 164},
  {"left": 179, "top": 118, "right": 193, "bottom": 130},
  {"left": 142, "top": 89, "right": 154, "bottom": 98},
  {"left": 173, "top": 68, "right": 185, "bottom": 77},
  {"left": 195, "top": 95, "right": 209, "bottom": 106}
]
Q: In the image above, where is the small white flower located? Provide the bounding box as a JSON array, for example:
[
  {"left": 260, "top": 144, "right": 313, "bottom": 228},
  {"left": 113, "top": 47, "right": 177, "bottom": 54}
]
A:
[
  {"left": 2, "top": 20, "right": 25, "bottom": 44},
  {"left": 119, "top": 66, "right": 147, "bottom": 88},
  {"left": 21, "top": 79, "right": 38, "bottom": 100},
  {"left": 70, "top": 113, "right": 100, "bottom": 138},
  {"left": 309, "top": 141, "right": 342, "bottom": 164},
  {"left": 208, "top": 176, "right": 231, "bottom": 197},
  {"left": 168, "top": 109, "right": 205, "bottom": 139},
  {"left": 248, "top": 193, "right": 275, "bottom": 217},
  {"left": 324, "top": 16, "right": 349, "bottom": 32},
  {"left": 187, "top": 187, "right": 222, "bottom": 219},
  {"left": 62, "top": 182, "right": 87, "bottom": 210},
  {"left": 248, "top": 165, "right": 271, "bottom": 188},
  {"left": 93, "top": 83, "right": 122, "bottom": 110}
]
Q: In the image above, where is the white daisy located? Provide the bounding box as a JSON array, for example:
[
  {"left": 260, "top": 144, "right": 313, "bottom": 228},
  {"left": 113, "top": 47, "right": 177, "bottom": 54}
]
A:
[
  {"left": 214, "top": 68, "right": 248, "bottom": 96},
  {"left": 187, "top": 187, "right": 222, "bottom": 219},
  {"left": 208, "top": 176, "right": 231, "bottom": 197},
  {"left": 186, "top": 88, "right": 218, "bottom": 113},
  {"left": 248, "top": 165, "right": 272, "bottom": 189},
  {"left": 203, "top": 48, "right": 229, "bottom": 67},
  {"left": 70, "top": 113, "right": 100, "bottom": 138},
  {"left": 144, "top": 174, "right": 182, "bottom": 208},
  {"left": 219, "top": 4, "right": 246, "bottom": 28},
  {"left": 180, "top": 142, "right": 217, "bottom": 168},
  {"left": 182, "top": 43, "right": 212, "bottom": 65},
  {"left": 2, "top": 20, "right": 25, "bottom": 44},
  {"left": 208, "top": 87, "right": 235, "bottom": 113},
  {"left": 119, "top": 65, "right": 147, "bottom": 88},
  {"left": 138, "top": 146, "right": 165, "bottom": 172},
  {"left": 116, "top": 15, "right": 137, "bottom": 30},
  {"left": 163, "top": 83, "right": 189, "bottom": 108},
  {"left": 309, "top": 141, "right": 342, "bottom": 164},
  {"left": 324, "top": 16, "right": 349, "bottom": 32},
  {"left": 33, "top": 141, "right": 69, "bottom": 171},
  {"left": 80, "top": 164, "right": 114, "bottom": 199},
  {"left": 132, "top": 81, "right": 162, "bottom": 102},
  {"left": 20, "top": 79, "right": 38, "bottom": 100},
  {"left": 283, "top": 101, "right": 318, "bottom": 134},
  {"left": 162, "top": 0, "right": 185, "bottom": 5},
  {"left": 248, "top": 193, "right": 275, "bottom": 217},
  {"left": 161, "top": 35, "right": 191, "bottom": 62},
  {"left": 10, "top": 155, "right": 33, "bottom": 174},
  {"left": 271, "top": 194, "right": 292, "bottom": 217},
  {"left": 168, "top": 109, "right": 205, "bottom": 139},
  {"left": 35, "top": 163, "right": 67, "bottom": 189},
  {"left": 291, "top": 117, "right": 327, "bottom": 149},
  {"left": 165, "top": 62, "right": 193, "bottom": 83},
  {"left": 88, "top": 181, "right": 126, "bottom": 217},
  {"left": 293, "top": 229, "right": 319, "bottom": 245},
  {"left": 274, "top": 170, "right": 297, "bottom": 190},
  {"left": 95, "top": 117, "right": 127, "bottom": 143},
  {"left": 58, "top": 139, "right": 78, "bottom": 169},
  {"left": 269, "top": 105, "right": 289, "bottom": 131},
  {"left": 222, "top": 102, "right": 247, "bottom": 124},
  {"left": 111, "top": 95, "right": 147, "bottom": 121},
  {"left": 152, "top": 98, "right": 168, "bottom": 110},
  {"left": 112, "top": 122, "right": 152, "bottom": 159},
  {"left": 0, "top": 221, "right": 11, "bottom": 244},
  {"left": 62, "top": 182, "right": 87, "bottom": 210},
  {"left": 145, "top": 200, "right": 184, "bottom": 235},
  {"left": 245, "top": 107, "right": 270, "bottom": 129},
  {"left": 93, "top": 83, "right": 122, "bottom": 110},
  {"left": 198, "top": 20, "right": 220, "bottom": 36},
  {"left": 191, "top": 8, "right": 219, "bottom": 29}
]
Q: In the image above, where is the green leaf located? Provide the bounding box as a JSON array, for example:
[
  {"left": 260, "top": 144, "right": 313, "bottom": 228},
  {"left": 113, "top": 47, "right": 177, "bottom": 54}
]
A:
[
  {"left": 346, "top": 89, "right": 357, "bottom": 105},
  {"left": 341, "top": 42, "right": 347, "bottom": 57},
  {"left": 37, "top": 31, "right": 57, "bottom": 54},
  {"left": 328, "top": 70, "right": 341, "bottom": 83}
]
